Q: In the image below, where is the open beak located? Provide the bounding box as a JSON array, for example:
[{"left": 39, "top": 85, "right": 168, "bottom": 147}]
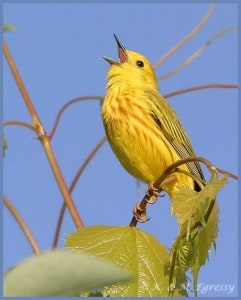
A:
[{"left": 103, "top": 34, "right": 128, "bottom": 65}]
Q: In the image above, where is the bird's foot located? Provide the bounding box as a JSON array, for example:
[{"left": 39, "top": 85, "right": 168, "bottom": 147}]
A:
[
  {"left": 133, "top": 202, "right": 150, "bottom": 223},
  {"left": 145, "top": 182, "right": 160, "bottom": 204}
]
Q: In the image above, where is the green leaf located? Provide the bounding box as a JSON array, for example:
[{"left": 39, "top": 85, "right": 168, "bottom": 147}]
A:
[
  {"left": 171, "top": 185, "right": 198, "bottom": 228},
  {"left": 3, "top": 249, "right": 130, "bottom": 297},
  {"left": 66, "top": 225, "right": 187, "bottom": 297}
]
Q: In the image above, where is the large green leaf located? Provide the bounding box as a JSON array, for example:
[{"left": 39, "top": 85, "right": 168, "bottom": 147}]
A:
[
  {"left": 66, "top": 225, "right": 187, "bottom": 297},
  {"left": 3, "top": 250, "right": 130, "bottom": 297}
]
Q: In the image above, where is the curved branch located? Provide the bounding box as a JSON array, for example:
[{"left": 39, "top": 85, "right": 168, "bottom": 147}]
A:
[
  {"left": 52, "top": 202, "right": 66, "bottom": 249},
  {"left": 3, "top": 120, "right": 38, "bottom": 133},
  {"left": 216, "top": 167, "right": 238, "bottom": 180},
  {"left": 153, "top": 156, "right": 237, "bottom": 188},
  {"left": 48, "top": 96, "right": 103, "bottom": 140},
  {"left": 69, "top": 136, "right": 107, "bottom": 193}
]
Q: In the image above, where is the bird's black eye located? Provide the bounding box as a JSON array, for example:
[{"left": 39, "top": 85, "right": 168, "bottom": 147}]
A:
[{"left": 136, "top": 60, "right": 144, "bottom": 67}]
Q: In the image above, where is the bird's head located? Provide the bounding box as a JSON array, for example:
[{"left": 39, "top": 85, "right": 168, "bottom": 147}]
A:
[{"left": 103, "top": 34, "right": 159, "bottom": 91}]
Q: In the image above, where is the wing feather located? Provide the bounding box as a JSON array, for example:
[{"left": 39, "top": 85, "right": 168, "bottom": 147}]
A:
[{"left": 145, "top": 89, "right": 205, "bottom": 183}]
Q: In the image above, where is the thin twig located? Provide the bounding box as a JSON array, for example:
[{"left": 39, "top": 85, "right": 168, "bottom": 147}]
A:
[
  {"left": 3, "top": 41, "right": 84, "bottom": 229},
  {"left": 3, "top": 120, "right": 38, "bottom": 133},
  {"left": 48, "top": 96, "right": 103, "bottom": 140},
  {"left": 158, "top": 27, "right": 237, "bottom": 81},
  {"left": 216, "top": 167, "right": 238, "bottom": 180},
  {"left": 3, "top": 195, "right": 41, "bottom": 255},
  {"left": 154, "top": 3, "right": 215, "bottom": 69},
  {"left": 69, "top": 136, "right": 107, "bottom": 192},
  {"left": 153, "top": 157, "right": 213, "bottom": 190},
  {"left": 164, "top": 83, "right": 238, "bottom": 99},
  {"left": 52, "top": 136, "right": 107, "bottom": 248},
  {"left": 52, "top": 202, "right": 66, "bottom": 249}
]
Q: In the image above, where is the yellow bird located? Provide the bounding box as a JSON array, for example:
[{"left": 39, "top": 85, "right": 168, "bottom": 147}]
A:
[{"left": 102, "top": 34, "right": 205, "bottom": 197}]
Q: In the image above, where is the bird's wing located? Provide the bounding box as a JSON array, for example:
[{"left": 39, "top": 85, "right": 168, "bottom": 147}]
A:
[{"left": 145, "top": 89, "right": 205, "bottom": 183}]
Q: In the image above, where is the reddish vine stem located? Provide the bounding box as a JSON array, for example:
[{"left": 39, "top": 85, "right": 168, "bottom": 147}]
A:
[
  {"left": 48, "top": 96, "right": 103, "bottom": 140},
  {"left": 3, "top": 120, "right": 38, "bottom": 133},
  {"left": 216, "top": 167, "right": 238, "bottom": 180}
]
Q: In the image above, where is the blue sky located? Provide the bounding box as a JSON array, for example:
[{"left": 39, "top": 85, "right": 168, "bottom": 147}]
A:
[{"left": 3, "top": 2, "right": 238, "bottom": 297}]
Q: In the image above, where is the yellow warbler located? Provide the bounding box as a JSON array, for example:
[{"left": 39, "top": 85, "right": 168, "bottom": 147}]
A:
[{"left": 102, "top": 34, "right": 205, "bottom": 197}]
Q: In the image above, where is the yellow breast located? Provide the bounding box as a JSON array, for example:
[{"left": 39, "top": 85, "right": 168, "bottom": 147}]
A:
[{"left": 102, "top": 88, "right": 193, "bottom": 195}]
